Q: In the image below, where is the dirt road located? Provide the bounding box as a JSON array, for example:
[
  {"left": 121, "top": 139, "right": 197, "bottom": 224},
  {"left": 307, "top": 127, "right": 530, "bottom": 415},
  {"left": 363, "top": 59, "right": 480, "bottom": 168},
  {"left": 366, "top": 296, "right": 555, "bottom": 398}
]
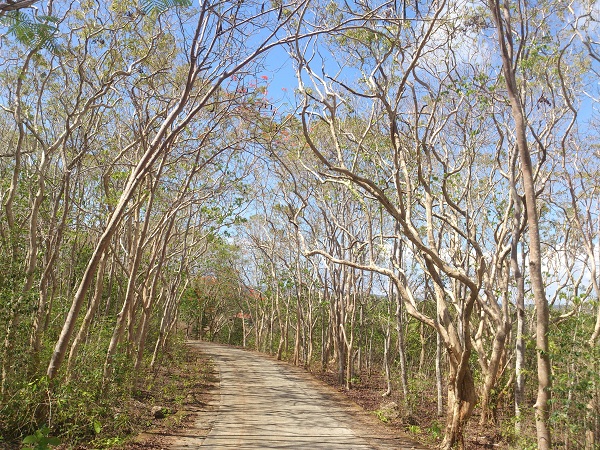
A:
[{"left": 168, "top": 341, "right": 428, "bottom": 450}]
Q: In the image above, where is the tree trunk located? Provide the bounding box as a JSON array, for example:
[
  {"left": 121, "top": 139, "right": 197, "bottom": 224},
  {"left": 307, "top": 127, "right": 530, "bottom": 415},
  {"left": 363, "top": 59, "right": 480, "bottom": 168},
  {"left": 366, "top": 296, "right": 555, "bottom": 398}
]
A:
[
  {"left": 440, "top": 353, "right": 477, "bottom": 450},
  {"left": 479, "top": 325, "right": 508, "bottom": 424},
  {"left": 382, "top": 317, "right": 392, "bottom": 397},
  {"left": 65, "top": 250, "right": 108, "bottom": 379},
  {"left": 150, "top": 291, "right": 179, "bottom": 369},
  {"left": 320, "top": 293, "right": 329, "bottom": 371},
  {"left": 436, "top": 331, "right": 444, "bottom": 417},
  {"left": 488, "top": 3, "right": 552, "bottom": 444},
  {"left": 30, "top": 165, "right": 72, "bottom": 361},
  {"left": 419, "top": 321, "right": 426, "bottom": 373},
  {"left": 102, "top": 193, "right": 151, "bottom": 384},
  {"left": 395, "top": 296, "right": 409, "bottom": 410},
  {"left": 134, "top": 233, "right": 170, "bottom": 373},
  {"left": 509, "top": 160, "right": 527, "bottom": 433}
]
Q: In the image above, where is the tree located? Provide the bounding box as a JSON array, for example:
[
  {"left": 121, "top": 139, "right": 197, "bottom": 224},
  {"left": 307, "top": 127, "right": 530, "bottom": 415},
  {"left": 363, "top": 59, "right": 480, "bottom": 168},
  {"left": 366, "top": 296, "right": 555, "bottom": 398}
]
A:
[{"left": 45, "top": 0, "right": 319, "bottom": 380}]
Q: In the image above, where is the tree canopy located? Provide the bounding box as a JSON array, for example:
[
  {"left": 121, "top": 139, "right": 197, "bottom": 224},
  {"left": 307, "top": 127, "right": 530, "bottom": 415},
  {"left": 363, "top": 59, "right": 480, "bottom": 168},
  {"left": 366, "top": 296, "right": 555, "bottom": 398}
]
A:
[{"left": 1, "top": 0, "right": 600, "bottom": 449}]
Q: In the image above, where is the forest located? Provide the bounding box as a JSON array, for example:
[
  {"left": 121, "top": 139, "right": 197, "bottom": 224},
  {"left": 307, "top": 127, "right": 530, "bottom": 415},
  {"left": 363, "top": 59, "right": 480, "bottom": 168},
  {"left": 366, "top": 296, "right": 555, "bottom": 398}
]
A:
[{"left": 0, "top": 0, "right": 599, "bottom": 449}]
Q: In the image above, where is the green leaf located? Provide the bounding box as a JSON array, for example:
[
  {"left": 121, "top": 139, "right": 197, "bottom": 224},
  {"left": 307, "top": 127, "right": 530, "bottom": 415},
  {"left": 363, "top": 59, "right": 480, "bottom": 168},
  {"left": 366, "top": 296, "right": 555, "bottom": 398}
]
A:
[
  {"left": 139, "top": 0, "right": 192, "bottom": 16},
  {"left": 22, "top": 436, "right": 39, "bottom": 444},
  {"left": 93, "top": 419, "right": 102, "bottom": 434},
  {"left": 46, "top": 437, "right": 61, "bottom": 446},
  {"left": 0, "top": 11, "right": 59, "bottom": 51}
]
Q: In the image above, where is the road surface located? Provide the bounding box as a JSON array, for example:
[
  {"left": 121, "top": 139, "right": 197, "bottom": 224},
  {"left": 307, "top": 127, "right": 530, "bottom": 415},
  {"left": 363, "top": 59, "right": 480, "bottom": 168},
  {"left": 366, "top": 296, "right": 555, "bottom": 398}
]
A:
[{"left": 169, "top": 341, "right": 429, "bottom": 450}]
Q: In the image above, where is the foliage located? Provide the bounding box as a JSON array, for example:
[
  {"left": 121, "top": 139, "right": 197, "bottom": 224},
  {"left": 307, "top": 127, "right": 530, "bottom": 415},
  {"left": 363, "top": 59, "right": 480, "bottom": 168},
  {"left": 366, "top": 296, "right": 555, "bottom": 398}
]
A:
[
  {"left": 22, "top": 426, "right": 60, "bottom": 450},
  {"left": 0, "top": 11, "right": 58, "bottom": 51},
  {"left": 547, "top": 312, "right": 600, "bottom": 448},
  {"left": 140, "top": 0, "right": 192, "bottom": 16}
]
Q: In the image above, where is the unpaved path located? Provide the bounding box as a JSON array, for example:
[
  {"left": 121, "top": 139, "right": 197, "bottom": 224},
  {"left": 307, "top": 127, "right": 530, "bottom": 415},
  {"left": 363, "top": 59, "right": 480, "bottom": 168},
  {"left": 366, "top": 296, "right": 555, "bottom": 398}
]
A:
[{"left": 167, "top": 341, "right": 429, "bottom": 450}]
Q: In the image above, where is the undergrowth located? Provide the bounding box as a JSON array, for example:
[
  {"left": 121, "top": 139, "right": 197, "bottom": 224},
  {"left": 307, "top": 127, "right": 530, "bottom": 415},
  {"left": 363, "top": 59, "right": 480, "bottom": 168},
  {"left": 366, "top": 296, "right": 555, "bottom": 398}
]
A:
[{"left": 0, "top": 333, "right": 214, "bottom": 449}]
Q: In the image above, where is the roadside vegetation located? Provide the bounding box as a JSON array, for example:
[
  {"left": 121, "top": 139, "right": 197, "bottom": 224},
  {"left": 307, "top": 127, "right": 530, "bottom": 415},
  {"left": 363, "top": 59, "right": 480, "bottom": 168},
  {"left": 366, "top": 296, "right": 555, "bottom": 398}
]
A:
[{"left": 1, "top": 334, "right": 215, "bottom": 448}]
